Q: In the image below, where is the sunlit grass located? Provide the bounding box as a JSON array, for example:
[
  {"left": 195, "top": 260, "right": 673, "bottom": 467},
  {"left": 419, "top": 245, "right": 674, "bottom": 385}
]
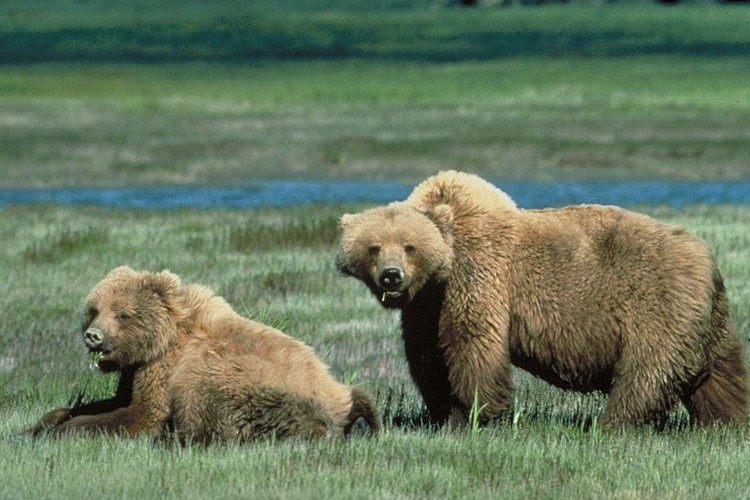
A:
[
  {"left": 3, "top": 405, "right": 750, "bottom": 499},
  {"left": 1, "top": 204, "right": 749, "bottom": 498}
]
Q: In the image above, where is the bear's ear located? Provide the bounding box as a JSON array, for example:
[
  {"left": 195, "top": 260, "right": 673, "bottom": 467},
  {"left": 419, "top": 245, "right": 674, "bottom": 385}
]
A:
[
  {"left": 107, "top": 265, "right": 137, "bottom": 279},
  {"left": 335, "top": 214, "right": 358, "bottom": 276},
  {"left": 426, "top": 204, "right": 453, "bottom": 236},
  {"left": 143, "top": 270, "right": 181, "bottom": 300},
  {"left": 338, "top": 213, "right": 356, "bottom": 231}
]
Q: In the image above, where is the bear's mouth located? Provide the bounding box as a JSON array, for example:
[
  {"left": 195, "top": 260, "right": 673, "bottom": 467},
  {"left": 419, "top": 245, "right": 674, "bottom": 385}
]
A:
[
  {"left": 87, "top": 349, "right": 111, "bottom": 370},
  {"left": 377, "top": 287, "right": 410, "bottom": 309}
]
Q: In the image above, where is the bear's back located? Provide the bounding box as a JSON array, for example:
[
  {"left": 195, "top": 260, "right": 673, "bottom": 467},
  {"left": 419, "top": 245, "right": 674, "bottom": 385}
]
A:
[
  {"left": 523, "top": 203, "right": 712, "bottom": 268},
  {"left": 406, "top": 170, "right": 517, "bottom": 215},
  {"left": 509, "top": 203, "right": 716, "bottom": 340},
  {"left": 173, "top": 289, "right": 353, "bottom": 424}
]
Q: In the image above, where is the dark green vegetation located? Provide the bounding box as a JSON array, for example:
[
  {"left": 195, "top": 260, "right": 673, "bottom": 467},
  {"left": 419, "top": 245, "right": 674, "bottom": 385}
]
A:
[
  {"left": 1, "top": 205, "right": 750, "bottom": 498},
  {"left": 2, "top": 0, "right": 749, "bottom": 62}
]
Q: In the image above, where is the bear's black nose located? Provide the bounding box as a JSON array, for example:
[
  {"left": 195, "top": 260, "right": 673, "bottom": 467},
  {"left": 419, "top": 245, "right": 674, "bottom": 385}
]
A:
[
  {"left": 379, "top": 268, "right": 404, "bottom": 288},
  {"left": 84, "top": 328, "right": 104, "bottom": 349}
]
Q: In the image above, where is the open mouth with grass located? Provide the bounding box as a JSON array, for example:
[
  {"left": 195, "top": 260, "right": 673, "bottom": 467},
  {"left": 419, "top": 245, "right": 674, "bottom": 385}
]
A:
[
  {"left": 375, "top": 283, "right": 411, "bottom": 309},
  {"left": 88, "top": 350, "right": 103, "bottom": 370},
  {"left": 381, "top": 290, "right": 403, "bottom": 302},
  {"left": 376, "top": 267, "right": 409, "bottom": 306}
]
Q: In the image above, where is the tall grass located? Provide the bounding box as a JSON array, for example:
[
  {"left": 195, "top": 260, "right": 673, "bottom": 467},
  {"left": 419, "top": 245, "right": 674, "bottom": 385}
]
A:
[
  {"left": 23, "top": 227, "right": 110, "bottom": 263},
  {"left": 3, "top": 424, "right": 750, "bottom": 499},
  {"left": 1, "top": 204, "right": 749, "bottom": 498}
]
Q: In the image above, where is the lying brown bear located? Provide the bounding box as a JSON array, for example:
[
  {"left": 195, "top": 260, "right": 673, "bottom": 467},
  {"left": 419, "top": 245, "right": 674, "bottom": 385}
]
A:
[
  {"left": 27, "top": 266, "right": 379, "bottom": 442},
  {"left": 336, "top": 170, "right": 747, "bottom": 429}
]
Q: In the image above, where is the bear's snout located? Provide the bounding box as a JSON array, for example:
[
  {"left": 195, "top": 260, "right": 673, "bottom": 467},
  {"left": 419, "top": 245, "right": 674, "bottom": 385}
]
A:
[
  {"left": 379, "top": 267, "right": 404, "bottom": 289},
  {"left": 83, "top": 326, "right": 105, "bottom": 350}
]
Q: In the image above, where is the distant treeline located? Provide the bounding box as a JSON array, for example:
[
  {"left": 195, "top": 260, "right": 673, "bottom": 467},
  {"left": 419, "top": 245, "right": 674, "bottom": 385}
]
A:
[
  {"left": 2, "top": 2, "right": 749, "bottom": 63},
  {"left": 450, "top": 0, "right": 748, "bottom": 4}
]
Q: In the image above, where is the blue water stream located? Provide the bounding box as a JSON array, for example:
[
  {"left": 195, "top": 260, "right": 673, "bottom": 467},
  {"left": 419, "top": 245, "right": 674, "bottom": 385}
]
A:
[{"left": 0, "top": 180, "right": 748, "bottom": 209}]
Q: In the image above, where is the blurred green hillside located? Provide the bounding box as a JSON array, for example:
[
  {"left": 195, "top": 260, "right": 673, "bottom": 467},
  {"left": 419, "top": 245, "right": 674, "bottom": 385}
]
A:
[
  {"left": 2, "top": 1, "right": 749, "bottom": 185},
  {"left": 2, "top": 0, "right": 749, "bottom": 62}
]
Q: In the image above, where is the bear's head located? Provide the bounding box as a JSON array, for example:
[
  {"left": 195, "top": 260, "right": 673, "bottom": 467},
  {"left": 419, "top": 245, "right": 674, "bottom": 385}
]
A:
[
  {"left": 82, "top": 266, "right": 182, "bottom": 372},
  {"left": 335, "top": 202, "right": 454, "bottom": 309}
]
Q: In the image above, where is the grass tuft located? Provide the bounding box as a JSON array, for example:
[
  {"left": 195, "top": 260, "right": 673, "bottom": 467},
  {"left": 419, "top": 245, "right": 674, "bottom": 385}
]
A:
[
  {"left": 23, "top": 226, "right": 110, "bottom": 264},
  {"left": 222, "top": 217, "right": 339, "bottom": 252}
]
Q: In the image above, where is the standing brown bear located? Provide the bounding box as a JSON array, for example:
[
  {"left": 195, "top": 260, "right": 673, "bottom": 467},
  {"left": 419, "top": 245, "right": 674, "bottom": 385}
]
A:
[
  {"left": 335, "top": 170, "right": 747, "bottom": 429},
  {"left": 27, "top": 266, "right": 379, "bottom": 442}
]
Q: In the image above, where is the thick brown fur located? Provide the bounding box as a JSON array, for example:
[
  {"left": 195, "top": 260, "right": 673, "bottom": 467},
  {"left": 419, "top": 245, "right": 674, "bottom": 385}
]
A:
[
  {"left": 26, "top": 266, "right": 379, "bottom": 441},
  {"left": 336, "top": 170, "right": 747, "bottom": 429}
]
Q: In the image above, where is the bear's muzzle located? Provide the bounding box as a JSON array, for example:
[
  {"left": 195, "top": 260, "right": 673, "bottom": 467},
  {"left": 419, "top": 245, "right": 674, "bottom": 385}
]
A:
[{"left": 83, "top": 326, "right": 105, "bottom": 350}]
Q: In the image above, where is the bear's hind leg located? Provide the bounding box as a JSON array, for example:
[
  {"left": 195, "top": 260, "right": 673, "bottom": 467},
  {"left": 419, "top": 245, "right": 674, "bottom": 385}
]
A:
[
  {"left": 602, "top": 360, "right": 678, "bottom": 430},
  {"left": 172, "top": 386, "right": 335, "bottom": 443},
  {"left": 227, "top": 387, "right": 336, "bottom": 441},
  {"left": 681, "top": 342, "right": 748, "bottom": 427}
]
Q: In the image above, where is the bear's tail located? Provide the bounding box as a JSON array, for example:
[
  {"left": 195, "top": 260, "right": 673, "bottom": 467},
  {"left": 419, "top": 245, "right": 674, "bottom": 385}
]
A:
[
  {"left": 682, "top": 267, "right": 748, "bottom": 426},
  {"left": 344, "top": 387, "right": 381, "bottom": 435},
  {"left": 686, "top": 342, "right": 748, "bottom": 426}
]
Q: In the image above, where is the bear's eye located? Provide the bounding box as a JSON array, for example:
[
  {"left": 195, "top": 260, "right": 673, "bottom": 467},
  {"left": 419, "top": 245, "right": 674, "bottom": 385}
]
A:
[
  {"left": 404, "top": 244, "right": 416, "bottom": 254},
  {"left": 82, "top": 306, "right": 98, "bottom": 329},
  {"left": 116, "top": 312, "right": 131, "bottom": 322},
  {"left": 368, "top": 244, "right": 381, "bottom": 256}
]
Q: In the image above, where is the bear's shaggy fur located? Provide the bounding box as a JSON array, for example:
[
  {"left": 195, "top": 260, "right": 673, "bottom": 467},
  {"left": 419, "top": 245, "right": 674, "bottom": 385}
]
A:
[
  {"left": 336, "top": 170, "right": 747, "bottom": 429},
  {"left": 27, "top": 266, "right": 379, "bottom": 441}
]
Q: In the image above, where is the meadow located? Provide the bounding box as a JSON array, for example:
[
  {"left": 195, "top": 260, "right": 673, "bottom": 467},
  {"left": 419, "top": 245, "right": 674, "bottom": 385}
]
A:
[
  {"left": 1, "top": 204, "right": 750, "bottom": 499},
  {"left": 3, "top": 0, "right": 750, "bottom": 498},
  {"left": 2, "top": 2, "right": 750, "bottom": 187}
]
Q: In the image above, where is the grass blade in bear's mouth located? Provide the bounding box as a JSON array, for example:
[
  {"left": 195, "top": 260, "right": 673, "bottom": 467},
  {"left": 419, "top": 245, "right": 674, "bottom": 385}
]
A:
[
  {"left": 88, "top": 351, "right": 104, "bottom": 370},
  {"left": 381, "top": 290, "right": 402, "bottom": 302}
]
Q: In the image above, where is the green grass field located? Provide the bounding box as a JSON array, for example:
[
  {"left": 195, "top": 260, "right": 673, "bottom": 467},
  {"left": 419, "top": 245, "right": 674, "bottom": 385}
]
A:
[
  {"left": 1, "top": 204, "right": 750, "bottom": 498},
  {"left": 3, "top": 0, "right": 750, "bottom": 498}
]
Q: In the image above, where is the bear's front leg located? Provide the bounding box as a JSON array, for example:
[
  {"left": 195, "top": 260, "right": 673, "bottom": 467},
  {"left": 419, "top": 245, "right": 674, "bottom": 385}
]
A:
[
  {"left": 403, "top": 335, "right": 452, "bottom": 424},
  {"left": 401, "top": 292, "right": 453, "bottom": 424},
  {"left": 440, "top": 313, "right": 514, "bottom": 428},
  {"left": 25, "top": 407, "right": 72, "bottom": 435},
  {"left": 50, "top": 404, "right": 153, "bottom": 437},
  {"left": 445, "top": 362, "right": 513, "bottom": 429},
  {"left": 26, "top": 391, "right": 134, "bottom": 437}
]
